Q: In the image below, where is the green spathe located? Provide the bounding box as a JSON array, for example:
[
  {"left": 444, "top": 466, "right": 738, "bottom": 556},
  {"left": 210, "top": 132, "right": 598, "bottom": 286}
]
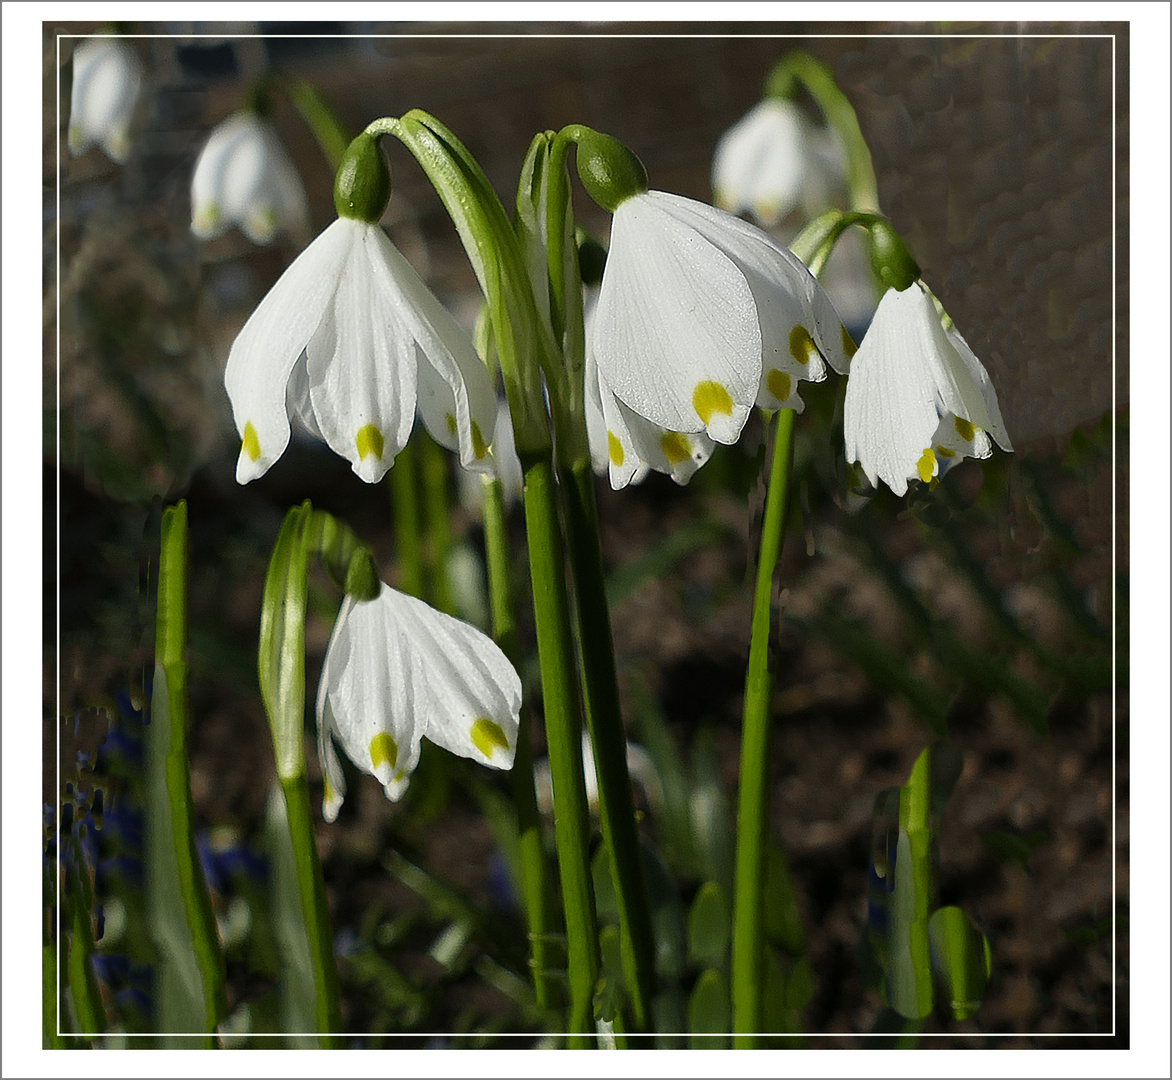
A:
[
  {"left": 334, "top": 132, "right": 391, "bottom": 222},
  {"left": 869, "top": 217, "right": 921, "bottom": 292},
  {"left": 572, "top": 126, "right": 649, "bottom": 212}
]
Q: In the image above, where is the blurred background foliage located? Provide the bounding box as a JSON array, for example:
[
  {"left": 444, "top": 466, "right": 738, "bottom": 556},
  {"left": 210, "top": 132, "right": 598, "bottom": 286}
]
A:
[{"left": 45, "top": 21, "right": 1125, "bottom": 1046}]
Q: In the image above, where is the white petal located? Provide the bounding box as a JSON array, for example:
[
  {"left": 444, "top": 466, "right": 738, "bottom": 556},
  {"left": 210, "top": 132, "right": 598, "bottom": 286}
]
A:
[
  {"left": 315, "top": 592, "right": 426, "bottom": 803},
  {"left": 380, "top": 589, "right": 521, "bottom": 770},
  {"left": 944, "top": 324, "right": 1013, "bottom": 452},
  {"left": 224, "top": 218, "right": 356, "bottom": 483},
  {"left": 653, "top": 191, "right": 853, "bottom": 376},
  {"left": 712, "top": 100, "right": 807, "bottom": 227},
  {"left": 315, "top": 696, "right": 348, "bottom": 824},
  {"left": 368, "top": 230, "right": 497, "bottom": 474},
  {"left": 590, "top": 354, "right": 644, "bottom": 489},
  {"left": 591, "top": 193, "right": 758, "bottom": 444},
  {"left": 305, "top": 225, "right": 418, "bottom": 484},
  {"left": 844, "top": 284, "right": 1004, "bottom": 495}
]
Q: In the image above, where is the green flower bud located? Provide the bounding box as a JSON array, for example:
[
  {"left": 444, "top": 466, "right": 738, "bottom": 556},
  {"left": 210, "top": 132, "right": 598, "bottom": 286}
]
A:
[
  {"left": 572, "top": 127, "right": 648, "bottom": 213},
  {"left": 868, "top": 217, "right": 921, "bottom": 292},
  {"left": 334, "top": 132, "right": 391, "bottom": 223},
  {"left": 344, "top": 548, "right": 380, "bottom": 602}
]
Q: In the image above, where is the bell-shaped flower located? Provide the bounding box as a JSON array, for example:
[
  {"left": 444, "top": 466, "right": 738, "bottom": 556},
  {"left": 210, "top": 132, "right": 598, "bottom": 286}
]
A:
[
  {"left": 712, "top": 98, "right": 844, "bottom": 228},
  {"left": 589, "top": 190, "right": 855, "bottom": 457},
  {"left": 315, "top": 583, "right": 521, "bottom": 820},
  {"left": 224, "top": 133, "right": 497, "bottom": 486},
  {"left": 68, "top": 37, "right": 143, "bottom": 163},
  {"left": 843, "top": 283, "right": 1012, "bottom": 496},
  {"left": 191, "top": 111, "right": 309, "bottom": 246}
]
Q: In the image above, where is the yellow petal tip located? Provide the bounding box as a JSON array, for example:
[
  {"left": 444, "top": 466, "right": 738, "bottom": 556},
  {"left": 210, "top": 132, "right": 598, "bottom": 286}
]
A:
[
  {"left": 693, "top": 380, "right": 733, "bottom": 426},
  {"left": 766, "top": 368, "right": 792, "bottom": 403},
  {"left": 607, "top": 431, "right": 625, "bottom": 467},
  {"left": 370, "top": 732, "right": 398, "bottom": 771},
  {"left": 242, "top": 421, "right": 261, "bottom": 462},
  {"left": 470, "top": 718, "right": 509, "bottom": 759},
  {"left": 916, "top": 447, "right": 937, "bottom": 484},
  {"left": 660, "top": 431, "right": 690, "bottom": 466},
  {"left": 356, "top": 424, "right": 385, "bottom": 462}
]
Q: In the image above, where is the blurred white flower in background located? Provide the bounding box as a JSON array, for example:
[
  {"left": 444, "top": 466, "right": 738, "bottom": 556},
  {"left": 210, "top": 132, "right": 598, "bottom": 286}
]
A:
[
  {"left": 843, "top": 283, "right": 1012, "bottom": 496},
  {"left": 68, "top": 36, "right": 143, "bottom": 163},
  {"left": 534, "top": 731, "right": 662, "bottom": 818},
  {"left": 191, "top": 111, "right": 310, "bottom": 246},
  {"left": 712, "top": 99, "right": 845, "bottom": 229}
]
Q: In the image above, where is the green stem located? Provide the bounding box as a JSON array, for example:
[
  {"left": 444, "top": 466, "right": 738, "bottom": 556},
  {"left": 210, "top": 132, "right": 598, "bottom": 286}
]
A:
[
  {"left": 286, "top": 80, "right": 350, "bottom": 172},
  {"left": 521, "top": 454, "right": 600, "bottom": 1045},
  {"left": 561, "top": 459, "right": 657, "bottom": 1032},
  {"left": 279, "top": 774, "right": 343, "bottom": 1045},
  {"left": 731, "top": 409, "right": 797, "bottom": 1045},
  {"left": 389, "top": 437, "right": 427, "bottom": 599},
  {"left": 146, "top": 501, "right": 227, "bottom": 1042},
  {"left": 767, "top": 50, "right": 880, "bottom": 212},
  {"left": 482, "top": 475, "right": 561, "bottom": 1014}
]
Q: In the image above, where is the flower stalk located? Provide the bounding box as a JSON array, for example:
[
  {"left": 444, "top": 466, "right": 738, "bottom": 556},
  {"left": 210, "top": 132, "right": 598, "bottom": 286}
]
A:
[{"left": 731, "top": 407, "right": 797, "bottom": 1044}]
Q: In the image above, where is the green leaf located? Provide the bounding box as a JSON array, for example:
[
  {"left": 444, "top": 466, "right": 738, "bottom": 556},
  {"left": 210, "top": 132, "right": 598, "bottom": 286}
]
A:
[
  {"left": 687, "top": 969, "right": 730, "bottom": 1048},
  {"left": 928, "top": 906, "right": 991, "bottom": 1020},
  {"left": 686, "top": 882, "right": 730, "bottom": 970}
]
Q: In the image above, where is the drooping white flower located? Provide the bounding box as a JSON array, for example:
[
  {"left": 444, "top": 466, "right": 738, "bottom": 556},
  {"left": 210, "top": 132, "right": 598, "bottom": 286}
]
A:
[
  {"left": 843, "top": 283, "right": 1012, "bottom": 496},
  {"left": 534, "top": 731, "right": 662, "bottom": 818},
  {"left": 223, "top": 216, "right": 496, "bottom": 485},
  {"left": 316, "top": 583, "right": 521, "bottom": 820},
  {"left": 191, "top": 111, "right": 309, "bottom": 246},
  {"left": 712, "top": 98, "right": 846, "bottom": 227},
  {"left": 68, "top": 37, "right": 143, "bottom": 163},
  {"left": 589, "top": 191, "right": 855, "bottom": 471}
]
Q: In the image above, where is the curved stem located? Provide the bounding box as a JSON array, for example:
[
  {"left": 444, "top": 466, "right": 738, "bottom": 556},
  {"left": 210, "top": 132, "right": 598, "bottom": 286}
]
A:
[
  {"left": 767, "top": 50, "right": 880, "bottom": 212},
  {"left": 731, "top": 408, "right": 797, "bottom": 1044}
]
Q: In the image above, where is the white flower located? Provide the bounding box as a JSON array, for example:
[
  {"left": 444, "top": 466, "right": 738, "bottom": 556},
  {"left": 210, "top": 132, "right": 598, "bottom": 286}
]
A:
[
  {"left": 68, "top": 37, "right": 143, "bottom": 163},
  {"left": 224, "top": 217, "right": 497, "bottom": 485},
  {"left": 316, "top": 583, "right": 521, "bottom": 820},
  {"left": 588, "top": 191, "right": 854, "bottom": 485},
  {"left": 191, "top": 111, "right": 309, "bottom": 246},
  {"left": 843, "top": 283, "right": 1012, "bottom": 496},
  {"left": 712, "top": 99, "right": 845, "bottom": 228},
  {"left": 533, "top": 732, "right": 662, "bottom": 818}
]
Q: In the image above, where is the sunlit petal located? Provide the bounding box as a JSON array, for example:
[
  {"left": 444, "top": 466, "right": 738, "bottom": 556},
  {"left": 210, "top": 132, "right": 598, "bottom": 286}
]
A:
[
  {"left": 592, "top": 192, "right": 759, "bottom": 443},
  {"left": 224, "top": 218, "right": 355, "bottom": 483}
]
